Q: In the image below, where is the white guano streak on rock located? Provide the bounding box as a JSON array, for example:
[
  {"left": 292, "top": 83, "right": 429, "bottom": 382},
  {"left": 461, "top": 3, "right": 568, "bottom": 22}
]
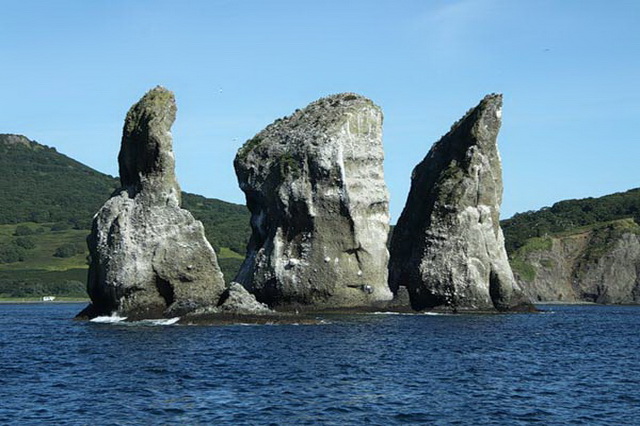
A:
[{"left": 342, "top": 108, "right": 389, "bottom": 244}]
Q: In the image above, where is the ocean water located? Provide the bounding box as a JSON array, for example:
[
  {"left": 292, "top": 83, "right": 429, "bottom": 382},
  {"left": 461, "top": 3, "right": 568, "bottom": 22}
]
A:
[{"left": 0, "top": 304, "right": 639, "bottom": 425}]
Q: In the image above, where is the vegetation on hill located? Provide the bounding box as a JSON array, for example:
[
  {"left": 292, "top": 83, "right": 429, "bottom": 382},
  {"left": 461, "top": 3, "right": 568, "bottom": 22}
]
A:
[
  {"left": 0, "top": 222, "right": 90, "bottom": 298},
  {"left": 501, "top": 188, "right": 640, "bottom": 254},
  {"left": 577, "top": 218, "right": 640, "bottom": 265},
  {"left": 0, "top": 134, "right": 118, "bottom": 229},
  {"left": 181, "top": 193, "right": 249, "bottom": 255},
  {"left": 0, "top": 134, "right": 250, "bottom": 298}
]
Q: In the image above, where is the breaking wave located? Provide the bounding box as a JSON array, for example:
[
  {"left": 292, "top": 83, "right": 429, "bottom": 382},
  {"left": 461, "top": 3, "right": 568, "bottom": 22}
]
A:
[
  {"left": 90, "top": 314, "right": 128, "bottom": 323},
  {"left": 89, "top": 315, "right": 180, "bottom": 326},
  {"left": 370, "top": 311, "right": 448, "bottom": 316},
  {"left": 139, "top": 317, "right": 180, "bottom": 326}
]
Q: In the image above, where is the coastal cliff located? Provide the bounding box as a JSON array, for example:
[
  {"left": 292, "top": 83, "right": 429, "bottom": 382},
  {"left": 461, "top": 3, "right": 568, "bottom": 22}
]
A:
[
  {"left": 512, "top": 219, "right": 640, "bottom": 303},
  {"left": 233, "top": 93, "right": 393, "bottom": 309}
]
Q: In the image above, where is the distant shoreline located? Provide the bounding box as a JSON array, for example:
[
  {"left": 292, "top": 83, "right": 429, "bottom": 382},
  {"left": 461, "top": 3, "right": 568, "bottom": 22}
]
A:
[{"left": 0, "top": 299, "right": 88, "bottom": 304}]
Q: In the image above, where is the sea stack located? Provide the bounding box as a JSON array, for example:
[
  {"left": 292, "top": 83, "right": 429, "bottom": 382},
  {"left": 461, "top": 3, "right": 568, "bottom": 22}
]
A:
[
  {"left": 233, "top": 93, "right": 393, "bottom": 309},
  {"left": 80, "top": 86, "right": 226, "bottom": 318},
  {"left": 389, "top": 94, "right": 533, "bottom": 312}
]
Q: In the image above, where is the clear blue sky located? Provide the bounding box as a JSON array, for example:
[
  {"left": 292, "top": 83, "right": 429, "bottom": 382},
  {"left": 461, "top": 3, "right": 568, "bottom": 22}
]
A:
[{"left": 1, "top": 0, "right": 638, "bottom": 221}]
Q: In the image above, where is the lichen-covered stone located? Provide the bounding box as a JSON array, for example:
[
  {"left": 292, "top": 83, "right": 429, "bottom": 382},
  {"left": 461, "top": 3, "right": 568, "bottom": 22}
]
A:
[
  {"left": 233, "top": 93, "right": 393, "bottom": 309},
  {"left": 389, "top": 94, "right": 533, "bottom": 312},
  {"left": 81, "top": 86, "right": 226, "bottom": 318}
]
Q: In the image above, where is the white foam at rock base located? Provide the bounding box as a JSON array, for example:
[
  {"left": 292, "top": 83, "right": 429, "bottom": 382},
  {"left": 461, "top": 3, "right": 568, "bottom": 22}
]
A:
[
  {"left": 90, "top": 314, "right": 128, "bottom": 323},
  {"left": 140, "top": 317, "right": 180, "bottom": 326},
  {"left": 370, "top": 311, "right": 449, "bottom": 316}
]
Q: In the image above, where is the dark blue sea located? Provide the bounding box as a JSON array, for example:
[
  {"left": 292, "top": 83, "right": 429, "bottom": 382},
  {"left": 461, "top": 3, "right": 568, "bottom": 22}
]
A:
[{"left": 1, "top": 304, "right": 639, "bottom": 425}]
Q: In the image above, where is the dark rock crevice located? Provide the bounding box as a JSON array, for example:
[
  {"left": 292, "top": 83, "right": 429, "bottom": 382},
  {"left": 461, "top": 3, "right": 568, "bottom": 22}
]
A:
[{"left": 155, "top": 275, "right": 175, "bottom": 308}]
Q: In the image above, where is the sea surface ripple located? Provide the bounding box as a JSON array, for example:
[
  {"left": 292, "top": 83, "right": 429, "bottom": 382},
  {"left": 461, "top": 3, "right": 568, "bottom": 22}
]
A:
[{"left": 0, "top": 303, "right": 639, "bottom": 425}]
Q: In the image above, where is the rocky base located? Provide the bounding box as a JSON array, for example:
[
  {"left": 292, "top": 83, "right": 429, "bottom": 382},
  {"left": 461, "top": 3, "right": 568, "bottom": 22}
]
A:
[
  {"left": 77, "top": 283, "right": 273, "bottom": 321},
  {"left": 76, "top": 296, "right": 538, "bottom": 323}
]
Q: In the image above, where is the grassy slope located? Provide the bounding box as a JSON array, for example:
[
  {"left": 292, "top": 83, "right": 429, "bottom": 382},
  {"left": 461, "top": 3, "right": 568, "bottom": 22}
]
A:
[{"left": 0, "top": 223, "right": 88, "bottom": 271}]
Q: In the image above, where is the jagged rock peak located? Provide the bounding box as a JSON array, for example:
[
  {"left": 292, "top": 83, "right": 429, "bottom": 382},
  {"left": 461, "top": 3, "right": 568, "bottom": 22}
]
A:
[
  {"left": 79, "top": 86, "right": 226, "bottom": 319},
  {"left": 118, "top": 85, "right": 181, "bottom": 205},
  {"left": 234, "top": 92, "right": 393, "bottom": 309},
  {"left": 389, "top": 93, "right": 534, "bottom": 312}
]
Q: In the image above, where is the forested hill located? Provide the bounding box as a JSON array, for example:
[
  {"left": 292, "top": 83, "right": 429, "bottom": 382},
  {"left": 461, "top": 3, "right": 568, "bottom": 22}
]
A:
[
  {"left": 0, "top": 134, "right": 117, "bottom": 228},
  {"left": 501, "top": 188, "right": 640, "bottom": 254},
  {"left": 0, "top": 133, "right": 249, "bottom": 257}
]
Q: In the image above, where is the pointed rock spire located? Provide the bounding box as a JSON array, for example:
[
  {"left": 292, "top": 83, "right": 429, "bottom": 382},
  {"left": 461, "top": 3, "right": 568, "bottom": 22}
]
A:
[
  {"left": 389, "top": 94, "right": 534, "bottom": 312},
  {"left": 118, "top": 85, "right": 181, "bottom": 205}
]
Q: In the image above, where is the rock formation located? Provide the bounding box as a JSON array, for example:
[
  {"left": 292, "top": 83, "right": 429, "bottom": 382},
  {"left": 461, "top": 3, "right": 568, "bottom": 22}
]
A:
[
  {"left": 80, "top": 86, "right": 227, "bottom": 318},
  {"left": 188, "top": 283, "right": 272, "bottom": 316},
  {"left": 389, "top": 94, "right": 533, "bottom": 312},
  {"left": 513, "top": 219, "right": 640, "bottom": 303},
  {"left": 233, "top": 93, "right": 393, "bottom": 309}
]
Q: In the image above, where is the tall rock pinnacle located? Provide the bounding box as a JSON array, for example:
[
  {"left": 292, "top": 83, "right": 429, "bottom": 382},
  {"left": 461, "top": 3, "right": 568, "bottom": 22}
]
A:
[
  {"left": 389, "top": 94, "right": 533, "bottom": 312},
  {"left": 118, "top": 86, "right": 181, "bottom": 204},
  {"left": 81, "top": 86, "right": 226, "bottom": 318},
  {"left": 233, "top": 93, "right": 393, "bottom": 309}
]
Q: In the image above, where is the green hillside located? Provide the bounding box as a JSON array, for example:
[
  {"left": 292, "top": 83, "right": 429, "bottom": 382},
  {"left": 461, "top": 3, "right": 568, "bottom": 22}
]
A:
[
  {"left": 501, "top": 188, "right": 640, "bottom": 254},
  {"left": 0, "top": 134, "right": 250, "bottom": 298},
  {"left": 0, "top": 134, "right": 117, "bottom": 228}
]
